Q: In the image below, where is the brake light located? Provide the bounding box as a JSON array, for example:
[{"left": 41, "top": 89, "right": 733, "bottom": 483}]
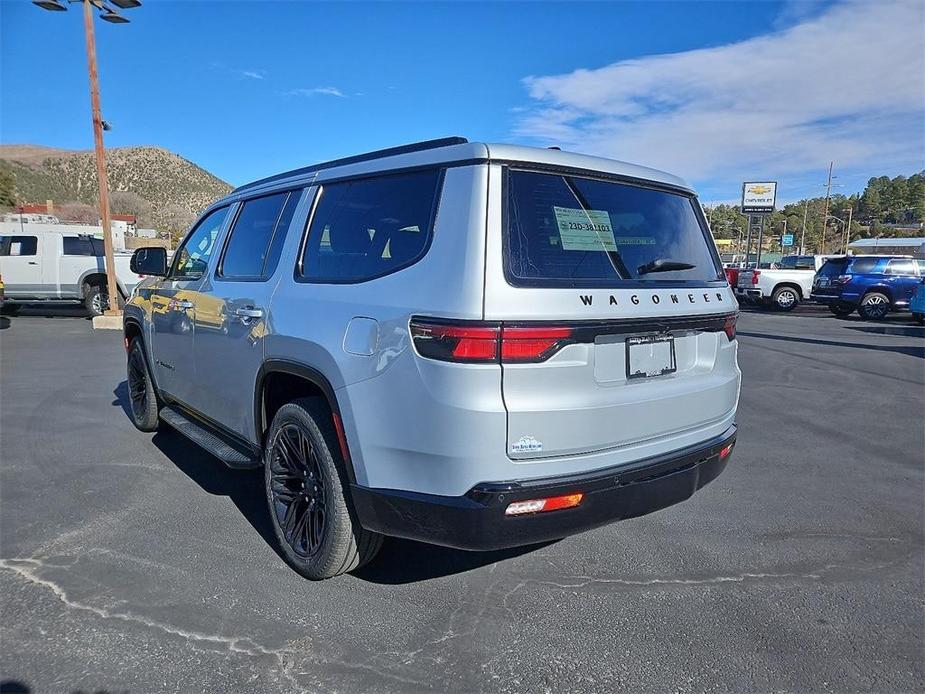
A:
[
  {"left": 409, "top": 321, "right": 500, "bottom": 363},
  {"left": 723, "top": 314, "right": 737, "bottom": 341},
  {"left": 836, "top": 274, "right": 853, "bottom": 285},
  {"left": 751, "top": 270, "right": 761, "bottom": 285},
  {"left": 505, "top": 493, "right": 584, "bottom": 516},
  {"left": 500, "top": 326, "right": 573, "bottom": 362},
  {"left": 410, "top": 320, "right": 574, "bottom": 363}
]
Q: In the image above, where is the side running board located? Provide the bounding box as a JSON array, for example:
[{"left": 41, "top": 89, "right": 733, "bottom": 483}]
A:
[{"left": 160, "top": 406, "right": 261, "bottom": 470}]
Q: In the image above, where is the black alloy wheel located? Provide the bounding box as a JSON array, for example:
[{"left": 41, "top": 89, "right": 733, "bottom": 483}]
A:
[
  {"left": 268, "top": 423, "right": 327, "bottom": 558},
  {"left": 126, "top": 339, "right": 159, "bottom": 431}
]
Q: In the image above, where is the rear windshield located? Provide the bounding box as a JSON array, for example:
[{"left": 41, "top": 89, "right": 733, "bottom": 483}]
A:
[
  {"left": 778, "top": 255, "right": 816, "bottom": 270},
  {"left": 817, "top": 258, "right": 849, "bottom": 277},
  {"left": 505, "top": 170, "right": 722, "bottom": 287}
]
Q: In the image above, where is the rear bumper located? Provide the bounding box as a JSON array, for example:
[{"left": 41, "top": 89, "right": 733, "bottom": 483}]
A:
[
  {"left": 810, "top": 292, "right": 851, "bottom": 305},
  {"left": 735, "top": 288, "right": 763, "bottom": 300},
  {"left": 351, "top": 425, "right": 736, "bottom": 551}
]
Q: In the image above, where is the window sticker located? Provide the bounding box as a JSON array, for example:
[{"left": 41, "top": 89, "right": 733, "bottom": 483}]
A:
[
  {"left": 553, "top": 206, "right": 618, "bottom": 252},
  {"left": 614, "top": 237, "right": 656, "bottom": 245}
]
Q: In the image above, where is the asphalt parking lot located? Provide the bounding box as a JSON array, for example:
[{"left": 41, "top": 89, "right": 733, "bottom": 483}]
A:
[{"left": 1, "top": 304, "right": 923, "bottom": 693}]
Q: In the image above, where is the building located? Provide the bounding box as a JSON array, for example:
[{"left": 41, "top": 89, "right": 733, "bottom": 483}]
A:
[
  {"left": 1, "top": 212, "right": 60, "bottom": 224},
  {"left": 848, "top": 237, "right": 925, "bottom": 258},
  {"left": 101, "top": 213, "right": 137, "bottom": 237}
]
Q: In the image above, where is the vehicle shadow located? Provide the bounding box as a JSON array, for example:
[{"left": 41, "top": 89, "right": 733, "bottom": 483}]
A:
[
  {"left": 845, "top": 324, "right": 925, "bottom": 338},
  {"left": 149, "top": 427, "right": 288, "bottom": 562},
  {"left": 737, "top": 330, "right": 924, "bottom": 358},
  {"left": 111, "top": 381, "right": 285, "bottom": 563},
  {"left": 6, "top": 305, "right": 92, "bottom": 319},
  {"left": 0, "top": 317, "right": 9, "bottom": 330},
  {"left": 112, "top": 381, "right": 549, "bottom": 583},
  {"left": 352, "top": 538, "right": 555, "bottom": 585}
]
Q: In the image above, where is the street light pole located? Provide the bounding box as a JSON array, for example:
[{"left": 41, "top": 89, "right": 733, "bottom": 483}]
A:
[
  {"left": 800, "top": 199, "right": 809, "bottom": 255},
  {"left": 843, "top": 205, "right": 853, "bottom": 254},
  {"left": 34, "top": 0, "right": 139, "bottom": 316},
  {"left": 82, "top": 0, "right": 119, "bottom": 315},
  {"left": 820, "top": 161, "right": 834, "bottom": 255}
]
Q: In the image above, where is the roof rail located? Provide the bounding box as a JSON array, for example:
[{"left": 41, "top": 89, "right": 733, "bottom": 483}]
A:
[{"left": 233, "top": 136, "right": 469, "bottom": 193}]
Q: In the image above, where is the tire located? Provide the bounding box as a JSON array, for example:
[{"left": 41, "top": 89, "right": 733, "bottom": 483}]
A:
[
  {"left": 828, "top": 303, "right": 854, "bottom": 318},
  {"left": 126, "top": 338, "right": 159, "bottom": 431},
  {"left": 264, "top": 398, "right": 382, "bottom": 580},
  {"left": 914, "top": 313, "right": 925, "bottom": 326},
  {"left": 84, "top": 284, "right": 124, "bottom": 317},
  {"left": 858, "top": 292, "right": 891, "bottom": 321},
  {"left": 771, "top": 286, "right": 800, "bottom": 311}
]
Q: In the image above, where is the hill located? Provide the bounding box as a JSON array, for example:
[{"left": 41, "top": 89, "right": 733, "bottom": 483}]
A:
[{"left": 0, "top": 144, "right": 232, "bottom": 233}]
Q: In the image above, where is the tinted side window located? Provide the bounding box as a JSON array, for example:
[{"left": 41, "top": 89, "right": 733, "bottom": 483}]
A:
[
  {"left": 63, "top": 237, "right": 105, "bottom": 256},
  {"left": 847, "top": 257, "right": 879, "bottom": 274},
  {"left": 0, "top": 235, "right": 37, "bottom": 256},
  {"left": 171, "top": 207, "right": 229, "bottom": 279},
  {"left": 778, "top": 256, "right": 797, "bottom": 269},
  {"left": 300, "top": 170, "right": 442, "bottom": 283},
  {"left": 886, "top": 259, "right": 916, "bottom": 276},
  {"left": 220, "top": 190, "right": 298, "bottom": 279}
]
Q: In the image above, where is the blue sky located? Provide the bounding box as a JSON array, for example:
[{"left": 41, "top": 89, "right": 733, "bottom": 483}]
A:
[{"left": 2, "top": 0, "right": 923, "bottom": 205}]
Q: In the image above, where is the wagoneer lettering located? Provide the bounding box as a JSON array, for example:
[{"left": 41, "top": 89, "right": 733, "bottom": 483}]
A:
[{"left": 123, "top": 137, "right": 740, "bottom": 580}]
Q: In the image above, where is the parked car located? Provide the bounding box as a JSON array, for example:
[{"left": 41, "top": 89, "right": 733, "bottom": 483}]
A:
[
  {"left": 736, "top": 254, "right": 836, "bottom": 311},
  {"left": 0, "top": 230, "right": 142, "bottom": 316},
  {"left": 124, "top": 137, "right": 740, "bottom": 579},
  {"left": 911, "top": 277, "right": 925, "bottom": 325},
  {"left": 811, "top": 255, "right": 924, "bottom": 319}
]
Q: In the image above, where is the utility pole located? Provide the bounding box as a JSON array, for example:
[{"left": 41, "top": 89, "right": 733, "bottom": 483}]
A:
[
  {"left": 33, "top": 0, "right": 140, "bottom": 318},
  {"left": 800, "top": 199, "right": 809, "bottom": 255},
  {"left": 83, "top": 0, "right": 119, "bottom": 315},
  {"left": 820, "top": 161, "right": 834, "bottom": 255},
  {"left": 843, "top": 204, "right": 853, "bottom": 254}
]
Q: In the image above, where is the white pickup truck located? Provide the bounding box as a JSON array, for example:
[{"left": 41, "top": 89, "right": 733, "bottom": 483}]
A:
[
  {"left": 0, "top": 228, "right": 143, "bottom": 316},
  {"left": 736, "top": 255, "right": 838, "bottom": 311}
]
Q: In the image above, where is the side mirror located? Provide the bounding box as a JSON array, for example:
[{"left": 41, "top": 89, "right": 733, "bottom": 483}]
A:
[{"left": 130, "top": 247, "right": 168, "bottom": 277}]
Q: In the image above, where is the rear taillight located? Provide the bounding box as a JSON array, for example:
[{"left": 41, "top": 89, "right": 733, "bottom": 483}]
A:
[
  {"left": 410, "top": 320, "right": 574, "bottom": 364},
  {"left": 836, "top": 274, "right": 853, "bottom": 285},
  {"left": 409, "top": 321, "right": 500, "bottom": 363},
  {"left": 501, "top": 326, "right": 573, "bottom": 362},
  {"left": 723, "top": 314, "right": 737, "bottom": 341},
  {"left": 751, "top": 270, "right": 761, "bottom": 285}
]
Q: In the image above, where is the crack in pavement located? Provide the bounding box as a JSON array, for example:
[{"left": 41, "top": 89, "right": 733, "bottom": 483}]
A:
[
  {"left": 0, "top": 557, "right": 308, "bottom": 693},
  {"left": 530, "top": 560, "right": 899, "bottom": 590}
]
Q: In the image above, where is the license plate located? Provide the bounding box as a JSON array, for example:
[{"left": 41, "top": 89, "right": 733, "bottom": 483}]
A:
[{"left": 626, "top": 335, "right": 676, "bottom": 379}]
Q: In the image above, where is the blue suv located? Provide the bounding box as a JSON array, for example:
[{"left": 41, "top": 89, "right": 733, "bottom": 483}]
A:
[{"left": 811, "top": 256, "right": 924, "bottom": 319}]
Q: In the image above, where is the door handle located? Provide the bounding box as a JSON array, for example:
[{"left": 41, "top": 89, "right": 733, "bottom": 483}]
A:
[
  {"left": 174, "top": 299, "right": 194, "bottom": 310},
  {"left": 234, "top": 307, "right": 264, "bottom": 321},
  {"left": 27, "top": 261, "right": 38, "bottom": 265}
]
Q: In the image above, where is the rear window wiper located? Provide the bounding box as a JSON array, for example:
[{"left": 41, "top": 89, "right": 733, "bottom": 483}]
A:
[{"left": 637, "top": 258, "right": 697, "bottom": 275}]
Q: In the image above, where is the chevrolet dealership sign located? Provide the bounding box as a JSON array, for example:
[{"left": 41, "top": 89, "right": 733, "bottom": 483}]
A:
[{"left": 741, "top": 181, "right": 777, "bottom": 213}]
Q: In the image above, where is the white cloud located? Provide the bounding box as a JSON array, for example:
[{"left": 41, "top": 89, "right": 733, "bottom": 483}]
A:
[
  {"left": 284, "top": 87, "right": 347, "bottom": 98},
  {"left": 240, "top": 70, "right": 266, "bottom": 80},
  {"left": 516, "top": 1, "right": 925, "bottom": 189}
]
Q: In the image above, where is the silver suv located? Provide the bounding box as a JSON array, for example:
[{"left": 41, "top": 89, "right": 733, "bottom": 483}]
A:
[{"left": 124, "top": 137, "right": 740, "bottom": 579}]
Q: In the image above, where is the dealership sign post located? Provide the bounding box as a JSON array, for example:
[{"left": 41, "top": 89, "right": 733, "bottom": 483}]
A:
[{"left": 741, "top": 182, "right": 777, "bottom": 267}]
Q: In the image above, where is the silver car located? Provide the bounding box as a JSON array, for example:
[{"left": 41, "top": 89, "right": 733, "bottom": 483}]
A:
[{"left": 124, "top": 137, "right": 740, "bottom": 579}]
